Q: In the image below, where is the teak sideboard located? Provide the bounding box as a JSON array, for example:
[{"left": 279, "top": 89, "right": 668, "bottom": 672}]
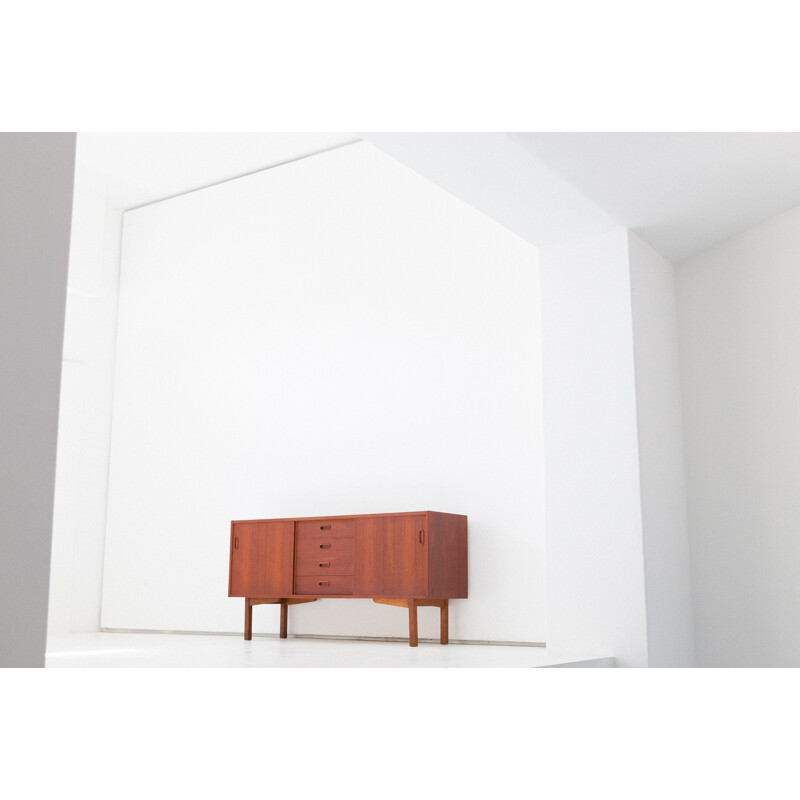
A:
[{"left": 228, "top": 511, "right": 467, "bottom": 647}]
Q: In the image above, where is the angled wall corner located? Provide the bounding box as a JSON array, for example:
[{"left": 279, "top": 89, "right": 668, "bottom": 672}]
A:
[
  {"left": 358, "top": 132, "right": 619, "bottom": 248},
  {"left": 628, "top": 231, "right": 695, "bottom": 667},
  {"left": 676, "top": 204, "right": 800, "bottom": 667},
  {"left": 360, "top": 134, "right": 696, "bottom": 666},
  {"left": 539, "top": 228, "right": 696, "bottom": 667},
  {"left": 539, "top": 228, "right": 650, "bottom": 667}
]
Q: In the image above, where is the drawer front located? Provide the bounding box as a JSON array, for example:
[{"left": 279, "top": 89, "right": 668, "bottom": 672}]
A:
[
  {"left": 296, "top": 519, "right": 356, "bottom": 539},
  {"left": 295, "top": 574, "right": 354, "bottom": 595},
  {"left": 295, "top": 553, "right": 354, "bottom": 576},
  {"left": 295, "top": 536, "right": 354, "bottom": 559}
]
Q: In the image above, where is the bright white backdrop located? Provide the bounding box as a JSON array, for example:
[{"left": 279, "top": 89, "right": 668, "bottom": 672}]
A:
[
  {"left": 100, "top": 141, "right": 545, "bottom": 643},
  {"left": 678, "top": 204, "right": 800, "bottom": 666}
]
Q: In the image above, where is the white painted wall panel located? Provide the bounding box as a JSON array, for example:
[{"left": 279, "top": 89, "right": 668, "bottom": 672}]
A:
[
  {"left": 677, "top": 204, "right": 800, "bottom": 666},
  {"left": 101, "top": 141, "right": 545, "bottom": 643},
  {"left": 540, "top": 229, "right": 649, "bottom": 667},
  {"left": 48, "top": 152, "right": 126, "bottom": 636},
  {"left": 628, "top": 232, "right": 695, "bottom": 666}
]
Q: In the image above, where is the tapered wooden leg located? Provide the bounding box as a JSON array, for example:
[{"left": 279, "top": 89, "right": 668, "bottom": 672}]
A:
[
  {"left": 408, "top": 599, "right": 418, "bottom": 647},
  {"left": 440, "top": 599, "right": 449, "bottom": 645},
  {"left": 244, "top": 598, "right": 252, "bottom": 640},
  {"left": 280, "top": 600, "right": 288, "bottom": 639}
]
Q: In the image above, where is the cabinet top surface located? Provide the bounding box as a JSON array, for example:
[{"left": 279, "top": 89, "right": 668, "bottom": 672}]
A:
[{"left": 231, "top": 511, "right": 466, "bottom": 524}]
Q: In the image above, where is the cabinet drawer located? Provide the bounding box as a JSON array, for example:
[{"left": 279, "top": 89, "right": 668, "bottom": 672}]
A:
[
  {"left": 295, "top": 536, "right": 354, "bottom": 559},
  {"left": 296, "top": 519, "right": 356, "bottom": 539},
  {"left": 295, "top": 554, "right": 354, "bottom": 576},
  {"left": 295, "top": 574, "right": 353, "bottom": 595}
]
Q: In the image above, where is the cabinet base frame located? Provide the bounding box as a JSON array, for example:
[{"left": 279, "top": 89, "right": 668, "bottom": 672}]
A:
[
  {"left": 243, "top": 597, "right": 449, "bottom": 647},
  {"left": 245, "top": 597, "right": 317, "bottom": 640},
  {"left": 372, "top": 598, "right": 449, "bottom": 646}
]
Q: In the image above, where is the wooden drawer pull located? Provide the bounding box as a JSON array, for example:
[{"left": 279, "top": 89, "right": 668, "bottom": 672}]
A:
[
  {"left": 319, "top": 562, "right": 330, "bottom": 568},
  {"left": 320, "top": 525, "right": 331, "bottom": 530},
  {"left": 319, "top": 543, "right": 331, "bottom": 549},
  {"left": 318, "top": 581, "right": 330, "bottom": 587}
]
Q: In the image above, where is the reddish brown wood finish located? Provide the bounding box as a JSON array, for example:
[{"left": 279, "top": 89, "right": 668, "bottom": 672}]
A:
[
  {"left": 296, "top": 518, "right": 356, "bottom": 538},
  {"left": 294, "top": 532, "right": 354, "bottom": 576},
  {"left": 353, "top": 514, "right": 427, "bottom": 597},
  {"left": 427, "top": 512, "right": 469, "bottom": 598},
  {"left": 229, "top": 520, "right": 294, "bottom": 597},
  {"left": 242, "top": 597, "right": 317, "bottom": 640},
  {"left": 294, "top": 554, "right": 355, "bottom": 575},
  {"left": 295, "top": 536, "right": 354, "bottom": 557},
  {"left": 295, "top": 574, "right": 354, "bottom": 595},
  {"left": 408, "top": 599, "right": 418, "bottom": 647},
  {"left": 244, "top": 598, "right": 253, "bottom": 640},
  {"left": 229, "top": 512, "right": 467, "bottom": 646},
  {"left": 373, "top": 598, "right": 450, "bottom": 644}
]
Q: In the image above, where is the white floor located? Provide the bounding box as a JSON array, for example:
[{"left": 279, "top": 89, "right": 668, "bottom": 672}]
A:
[{"left": 45, "top": 631, "right": 614, "bottom": 667}]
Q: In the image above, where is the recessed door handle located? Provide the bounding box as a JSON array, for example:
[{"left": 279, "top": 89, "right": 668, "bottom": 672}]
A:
[
  {"left": 234, "top": 537, "right": 239, "bottom": 550},
  {"left": 320, "top": 525, "right": 331, "bottom": 530},
  {"left": 318, "top": 581, "right": 330, "bottom": 587},
  {"left": 419, "top": 530, "right": 424, "bottom": 544},
  {"left": 320, "top": 543, "right": 331, "bottom": 549},
  {"left": 319, "top": 562, "right": 330, "bottom": 568}
]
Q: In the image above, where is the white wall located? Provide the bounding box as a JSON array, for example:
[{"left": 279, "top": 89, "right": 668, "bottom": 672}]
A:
[
  {"left": 0, "top": 134, "right": 75, "bottom": 666},
  {"left": 677, "top": 204, "right": 800, "bottom": 667},
  {"left": 540, "top": 229, "right": 649, "bottom": 667},
  {"left": 49, "top": 133, "right": 699, "bottom": 664},
  {"left": 628, "top": 232, "right": 695, "bottom": 667},
  {"left": 47, "top": 147, "right": 125, "bottom": 636},
  {"left": 47, "top": 134, "right": 359, "bottom": 638},
  {"left": 101, "top": 141, "right": 546, "bottom": 643},
  {"left": 357, "top": 137, "right": 699, "bottom": 665}
]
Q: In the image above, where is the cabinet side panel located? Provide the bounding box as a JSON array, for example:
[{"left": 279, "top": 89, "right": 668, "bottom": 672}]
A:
[
  {"left": 428, "top": 513, "right": 468, "bottom": 598},
  {"left": 229, "top": 520, "right": 294, "bottom": 597}
]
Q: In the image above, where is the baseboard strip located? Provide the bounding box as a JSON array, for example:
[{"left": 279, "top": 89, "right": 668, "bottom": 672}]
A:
[{"left": 100, "top": 627, "right": 546, "bottom": 648}]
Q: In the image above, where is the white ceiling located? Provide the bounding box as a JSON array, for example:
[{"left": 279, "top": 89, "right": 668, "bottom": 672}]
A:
[
  {"left": 76, "top": 132, "right": 800, "bottom": 264},
  {"left": 509, "top": 132, "right": 800, "bottom": 263}
]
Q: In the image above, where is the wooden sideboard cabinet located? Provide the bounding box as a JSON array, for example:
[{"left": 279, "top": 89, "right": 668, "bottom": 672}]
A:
[{"left": 228, "top": 511, "right": 467, "bottom": 647}]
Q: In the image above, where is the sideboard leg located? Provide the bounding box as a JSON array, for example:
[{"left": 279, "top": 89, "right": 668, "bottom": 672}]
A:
[
  {"left": 280, "top": 600, "right": 288, "bottom": 639},
  {"left": 440, "top": 600, "right": 449, "bottom": 645},
  {"left": 244, "top": 598, "right": 252, "bottom": 641},
  {"left": 408, "top": 599, "right": 418, "bottom": 647}
]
